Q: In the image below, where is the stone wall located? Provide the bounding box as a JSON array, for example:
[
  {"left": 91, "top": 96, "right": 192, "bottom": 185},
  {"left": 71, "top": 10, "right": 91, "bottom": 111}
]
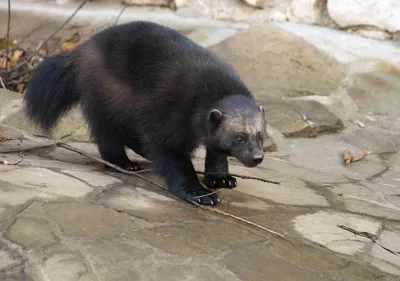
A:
[{"left": 53, "top": 0, "right": 400, "bottom": 42}]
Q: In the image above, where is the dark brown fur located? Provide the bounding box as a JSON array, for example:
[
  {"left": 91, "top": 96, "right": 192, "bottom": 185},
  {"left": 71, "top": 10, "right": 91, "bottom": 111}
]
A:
[{"left": 24, "top": 21, "right": 267, "bottom": 205}]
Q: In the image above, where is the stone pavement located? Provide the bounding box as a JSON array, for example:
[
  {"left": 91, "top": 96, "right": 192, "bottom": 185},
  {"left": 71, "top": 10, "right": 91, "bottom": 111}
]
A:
[{"left": 1, "top": 9, "right": 400, "bottom": 281}]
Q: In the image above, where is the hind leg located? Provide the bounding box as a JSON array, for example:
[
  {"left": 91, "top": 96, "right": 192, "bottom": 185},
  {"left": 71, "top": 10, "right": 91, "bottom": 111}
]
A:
[
  {"left": 98, "top": 140, "right": 141, "bottom": 172},
  {"left": 91, "top": 122, "right": 141, "bottom": 172},
  {"left": 126, "top": 134, "right": 148, "bottom": 160}
]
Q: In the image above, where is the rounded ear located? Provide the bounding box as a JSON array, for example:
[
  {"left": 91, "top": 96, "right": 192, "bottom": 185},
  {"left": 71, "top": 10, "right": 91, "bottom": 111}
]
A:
[
  {"left": 208, "top": 109, "right": 223, "bottom": 125},
  {"left": 259, "top": 105, "right": 266, "bottom": 121}
]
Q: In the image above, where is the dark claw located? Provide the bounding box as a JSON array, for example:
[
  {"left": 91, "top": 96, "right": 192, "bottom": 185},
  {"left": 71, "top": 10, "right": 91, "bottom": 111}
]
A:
[
  {"left": 203, "top": 174, "right": 237, "bottom": 190},
  {"left": 186, "top": 190, "right": 219, "bottom": 206},
  {"left": 105, "top": 161, "right": 141, "bottom": 172}
]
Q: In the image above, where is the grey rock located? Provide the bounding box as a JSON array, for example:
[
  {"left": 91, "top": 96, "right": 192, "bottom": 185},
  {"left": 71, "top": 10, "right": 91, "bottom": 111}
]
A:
[
  {"left": 136, "top": 219, "right": 265, "bottom": 255},
  {"left": 220, "top": 243, "right": 331, "bottom": 281},
  {"left": 369, "top": 230, "right": 400, "bottom": 275},
  {"left": 1, "top": 167, "right": 93, "bottom": 198},
  {"left": 235, "top": 177, "right": 329, "bottom": 206},
  {"left": 42, "top": 252, "right": 95, "bottom": 281},
  {"left": 287, "top": 136, "right": 388, "bottom": 180},
  {"left": 346, "top": 68, "right": 400, "bottom": 120},
  {"left": 266, "top": 100, "right": 343, "bottom": 138},
  {"left": 293, "top": 210, "right": 381, "bottom": 255},
  {"left": 42, "top": 201, "right": 145, "bottom": 238},
  {"left": 7, "top": 217, "right": 58, "bottom": 248},
  {"left": 210, "top": 23, "right": 347, "bottom": 101},
  {"left": 98, "top": 186, "right": 203, "bottom": 223}
]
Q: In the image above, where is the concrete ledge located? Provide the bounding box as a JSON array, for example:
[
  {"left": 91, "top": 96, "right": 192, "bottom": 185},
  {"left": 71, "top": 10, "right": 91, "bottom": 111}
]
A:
[{"left": 0, "top": 0, "right": 249, "bottom": 30}]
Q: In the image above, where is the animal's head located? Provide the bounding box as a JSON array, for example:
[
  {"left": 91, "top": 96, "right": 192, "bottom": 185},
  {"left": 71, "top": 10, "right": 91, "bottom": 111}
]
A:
[{"left": 205, "top": 96, "right": 267, "bottom": 167}]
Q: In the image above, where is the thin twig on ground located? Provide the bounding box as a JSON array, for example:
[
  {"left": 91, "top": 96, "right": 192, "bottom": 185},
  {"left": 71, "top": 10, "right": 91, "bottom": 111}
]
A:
[
  {"left": 57, "top": 142, "right": 285, "bottom": 239},
  {"left": 338, "top": 225, "right": 400, "bottom": 256},
  {"left": 4, "top": 0, "right": 11, "bottom": 87},
  {"left": 0, "top": 136, "right": 22, "bottom": 143},
  {"left": 136, "top": 168, "right": 281, "bottom": 185},
  {"left": 57, "top": 142, "right": 166, "bottom": 190},
  {"left": 0, "top": 152, "right": 24, "bottom": 165},
  {"left": 196, "top": 171, "right": 281, "bottom": 185},
  {"left": 114, "top": 5, "right": 126, "bottom": 26},
  {"left": 12, "top": 0, "right": 89, "bottom": 75},
  {"left": 0, "top": 76, "right": 6, "bottom": 89}
]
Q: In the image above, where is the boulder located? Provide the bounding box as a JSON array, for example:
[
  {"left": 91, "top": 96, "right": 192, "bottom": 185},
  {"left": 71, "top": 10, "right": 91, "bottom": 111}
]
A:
[
  {"left": 327, "top": 0, "right": 400, "bottom": 33},
  {"left": 286, "top": 0, "right": 328, "bottom": 25}
]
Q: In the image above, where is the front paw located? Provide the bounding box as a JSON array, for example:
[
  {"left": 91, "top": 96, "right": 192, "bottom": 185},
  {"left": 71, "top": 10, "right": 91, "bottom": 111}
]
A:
[
  {"left": 187, "top": 189, "right": 220, "bottom": 206},
  {"left": 203, "top": 174, "right": 237, "bottom": 189},
  {"left": 170, "top": 185, "right": 220, "bottom": 206},
  {"left": 105, "top": 161, "right": 141, "bottom": 172}
]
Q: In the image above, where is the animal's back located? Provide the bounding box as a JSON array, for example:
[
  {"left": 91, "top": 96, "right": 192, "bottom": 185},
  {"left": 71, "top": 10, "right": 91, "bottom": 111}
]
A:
[{"left": 74, "top": 21, "right": 249, "bottom": 146}]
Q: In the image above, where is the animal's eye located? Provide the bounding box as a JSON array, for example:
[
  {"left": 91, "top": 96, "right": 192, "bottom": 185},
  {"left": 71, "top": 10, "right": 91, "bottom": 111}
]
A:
[{"left": 236, "top": 133, "right": 247, "bottom": 142}]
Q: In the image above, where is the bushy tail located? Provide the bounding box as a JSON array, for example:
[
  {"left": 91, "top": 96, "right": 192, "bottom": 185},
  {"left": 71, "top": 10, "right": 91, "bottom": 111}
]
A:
[{"left": 24, "top": 51, "right": 79, "bottom": 134}]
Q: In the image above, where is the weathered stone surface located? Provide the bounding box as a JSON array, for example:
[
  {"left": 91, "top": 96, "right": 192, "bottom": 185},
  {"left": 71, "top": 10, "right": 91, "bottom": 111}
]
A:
[
  {"left": 345, "top": 68, "right": 400, "bottom": 120},
  {"left": 83, "top": 238, "right": 153, "bottom": 265},
  {"left": 98, "top": 186, "right": 203, "bottom": 222},
  {"left": 274, "top": 21, "right": 400, "bottom": 65},
  {"left": 369, "top": 230, "right": 400, "bottom": 276},
  {"left": 267, "top": 238, "right": 393, "bottom": 281},
  {"left": 257, "top": 156, "right": 351, "bottom": 185},
  {"left": 266, "top": 100, "right": 343, "bottom": 138},
  {"left": 0, "top": 182, "right": 40, "bottom": 207},
  {"left": 137, "top": 220, "right": 265, "bottom": 255},
  {"left": 0, "top": 138, "right": 56, "bottom": 153},
  {"left": 1, "top": 167, "right": 93, "bottom": 198},
  {"left": 0, "top": 89, "right": 23, "bottom": 123},
  {"left": 327, "top": 0, "right": 400, "bottom": 33},
  {"left": 62, "top": 170, "right": 121, "bottom": 187},
  {"left": 241, "top": 0, "right": 264, "bottom": 8},
  {"left": 7, "top": 217, "right": 58, "bottom": 248},
  {"left": 236, "top": 177, "right": 329, "bottom": 206},
  {"left": 210, "top": 23, "right": 346, "bottom": 101},
  {"left": 220, "top": 243, "right": 331, "bottom": 281},
  {"left": 287, "top": 137, "right": 388, "bottom": 179},
  {"left": 101, "top": 265, "right": 140, "bottom": 281},
  {"left": 2, "top": 107, "right": 89, "bottom": 141},
  {"left": 294, "top": 210, "right": 381, "bottom": 255},
  {"left": 42, "top": 252, "right": 96, "bottom": 281},
  {"left": 42, "top": 201, "right": 145, "bottom": 238},
  {"left": 215, "top": 189, "right": 272, "bottom": 217},
  {"left": 341, "top": 126, "right": 400, "bottom": 156},
  {"left": 352, "top": 28, "right": 393, "bottom": 40},
  {"left": 122, "top": 0, "right": 170, "bottom": 6},
  {"left": 0, "top": 250, "right": 20, "bottom": 272},
  {"left": 286, "top": 0, "right": 327, "bottom": 25},
  {"left": 394, "top": 31, "right": 400, "bottom": 42},
  {"left": 329, "top": 183, "right": 400, "bottom": 220}
]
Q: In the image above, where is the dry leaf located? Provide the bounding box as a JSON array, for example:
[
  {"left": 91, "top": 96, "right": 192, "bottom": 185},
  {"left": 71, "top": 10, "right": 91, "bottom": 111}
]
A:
[
  {"left": 354, "top": 120, "right": 365, "bottom": 128},
  {"left": 16, "top": 83, "right": 25, "bottom": 93},
  {"left": 9, "top": 49, "right": 24, "bottom": 62},
  {"left": 61, "top": 32, "right": 82, "bottom": 51},
  {"left": 0, "top": 136, "right": 10, "bottom": 142},
  {"left": 343, "top": 148, "right": 352, "bottom": 165},
  {"left": 0, "top": 56, "right": 6, "bottom": 69},
  {"left": 0, "top": 38, "right": 17, "bottom": 50},
  {"left": 343, "top": 148, "right": 371, "bottom": 165}
]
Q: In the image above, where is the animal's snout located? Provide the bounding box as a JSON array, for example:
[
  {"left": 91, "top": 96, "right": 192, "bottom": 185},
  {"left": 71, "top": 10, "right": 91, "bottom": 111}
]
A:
[{"left": 252, "top": 154, "right": 264, "bottom": 165}]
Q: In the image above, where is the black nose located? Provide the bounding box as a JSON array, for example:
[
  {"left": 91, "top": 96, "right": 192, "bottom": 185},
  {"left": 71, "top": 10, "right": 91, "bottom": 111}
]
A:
[{"left": 252, "top": 154, "right": 264, "bottom": 165}]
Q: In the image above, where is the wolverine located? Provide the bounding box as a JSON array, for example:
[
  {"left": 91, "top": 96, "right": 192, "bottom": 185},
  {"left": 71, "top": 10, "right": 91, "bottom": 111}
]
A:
[{"left": 24, "top": 21, "right": 267, "bottom": 206}]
